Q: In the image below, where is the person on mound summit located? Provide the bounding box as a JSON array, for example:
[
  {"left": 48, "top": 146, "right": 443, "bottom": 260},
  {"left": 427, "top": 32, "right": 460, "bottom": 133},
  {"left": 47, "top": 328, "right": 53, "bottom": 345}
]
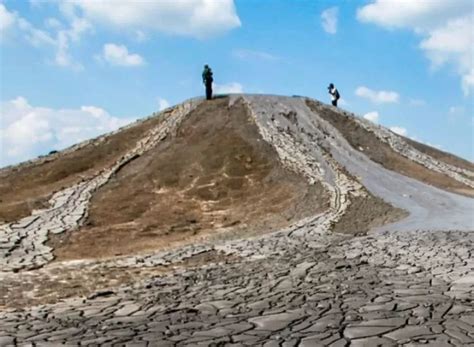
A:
[
  {"left": 202, "top": 64, "right": 214, "bottom": 100},
  {"left": 328, "top": 83, "right": 340, "bottom": 107}
]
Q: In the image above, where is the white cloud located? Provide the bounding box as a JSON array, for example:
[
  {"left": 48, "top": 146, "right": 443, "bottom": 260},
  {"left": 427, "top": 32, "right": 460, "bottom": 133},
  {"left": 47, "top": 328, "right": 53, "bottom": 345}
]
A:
[
  {"left": 0, "top": 97, "right": 134, "bottom": 167},
  {"left": 214, "top": 82, "right": 243, "bottom": 94},
  {"left": 53, "top": 14, "right": 92, "bottom": 68},
  {"left": 357, "top": 0, "right": 474, "bottom": 96},
  {"left": 158, "top": 98, "right": 170, "bottom": 111},
  {"left": 70, "top": 0, "right": 241, "bottom": 39},
  {"left": 356, "top": 1, "right": 470, "bottom": 29},
  {"left": 389, "top": 126, "right": 408, "bottom": 136},
  {"left": 0, "top": 3, "right": 16, "bottom": 33},
  {"left": 17, "top": 17, "right": 56, "bottom": 47},
  {"left": 363, "top": 111, "right": 379, "bottom": 123},
  {"left": 355, "top": 86, "right": 399, "bottom": 104},
  {"left": 100, "top": 43, "right": 145, "bottom": 67},
  {"left": 233, "top": 49, "right": 278, "bottom": 61},
  {"left": 0, "top": 2, "right": 91, "bottom": 69},
  {"left": 321, "top": 7, "right": 338, "bottom": 34}
]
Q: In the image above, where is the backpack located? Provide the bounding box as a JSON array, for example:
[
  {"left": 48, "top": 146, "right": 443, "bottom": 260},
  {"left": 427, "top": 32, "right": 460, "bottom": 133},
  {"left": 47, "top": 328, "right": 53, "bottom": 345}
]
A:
[{"left": 335, "top": 89, "right": 340, "bottom": 100}]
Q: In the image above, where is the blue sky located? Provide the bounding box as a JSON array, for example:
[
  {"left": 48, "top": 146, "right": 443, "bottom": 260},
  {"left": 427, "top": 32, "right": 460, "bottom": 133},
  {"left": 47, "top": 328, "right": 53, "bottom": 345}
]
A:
[{"left": 1, "top": 0, "right": 473, "bottom": 167}]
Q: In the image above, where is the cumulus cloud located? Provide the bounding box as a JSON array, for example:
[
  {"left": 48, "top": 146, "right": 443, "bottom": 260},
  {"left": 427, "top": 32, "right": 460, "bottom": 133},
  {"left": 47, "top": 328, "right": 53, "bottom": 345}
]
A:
[
  {"left": 363, "top": 111, "right": 379, "bottom": 123},
  {"left": 389, "top": 126, "right": 408, "bottom": 136},
  {"left": 70, "top": 0, "right": 241, "bottom": 39},
  {"left": 321, "top": 7, "right": 338, "bottom": 34},
  {"left": 158, "top": 98, "right": 170, "bottom": 111},
  {"left": 0, "top": 97, "right": 134, "bottom": 167},
  {"left": 357, "top": 0, "right": 474, "bottom": 96},
  {"left": 99, "top": 43, "right": 145, "bottom": 67},
  {"left": 355, "top": 86, "right": 399, "bottom": 104},
  {"left": 214, "top": 82, "right": 243, "bottom": 94}
]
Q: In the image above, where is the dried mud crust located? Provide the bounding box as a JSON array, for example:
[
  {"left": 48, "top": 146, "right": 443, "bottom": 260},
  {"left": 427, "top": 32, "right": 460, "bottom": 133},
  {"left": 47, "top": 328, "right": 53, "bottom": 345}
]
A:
[
  {"left": 0, "top": 251, "right": 236, "bottom": 309},
  {"left": 0, "top": 114, "right": 168, "bottom": 223},
  {"left": 305, "top": 100, "right": 474, "bottom": 197},
  {"left": 52, "top": 98, "right": 330, "bottom": 261}
]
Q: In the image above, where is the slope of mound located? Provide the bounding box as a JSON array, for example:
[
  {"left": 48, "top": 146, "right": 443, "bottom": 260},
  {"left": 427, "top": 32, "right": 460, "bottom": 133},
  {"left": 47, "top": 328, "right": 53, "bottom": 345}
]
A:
[
  {"left": 0, "top": 113, "right": 168, "bottom": 223},
  {"left": 51, "top": 98, "right": 330, "bottom": 260},
  {"left": 404, "top": 137, "right": 474, "bottom": 174},
  {"left": 305, "top": 99, "right": 474, "bottom": 197}
]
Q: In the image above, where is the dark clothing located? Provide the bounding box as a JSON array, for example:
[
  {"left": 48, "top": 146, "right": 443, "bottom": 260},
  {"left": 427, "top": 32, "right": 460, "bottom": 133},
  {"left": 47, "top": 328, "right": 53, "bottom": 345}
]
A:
[
  {"left": 205, "top": 81, "right": 213, "bottom": 100},
  {"left": 202, "top": 66, "right": 213, "bottom": 100},
  {"left": 332, "top": 99, "right": 338, "bottom": 107}
]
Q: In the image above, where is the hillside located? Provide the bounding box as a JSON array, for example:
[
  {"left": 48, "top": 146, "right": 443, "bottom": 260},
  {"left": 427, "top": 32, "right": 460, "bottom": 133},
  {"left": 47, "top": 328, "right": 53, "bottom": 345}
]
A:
[{"left": 1, "top": 95, "right": 473, "bottom": 346}]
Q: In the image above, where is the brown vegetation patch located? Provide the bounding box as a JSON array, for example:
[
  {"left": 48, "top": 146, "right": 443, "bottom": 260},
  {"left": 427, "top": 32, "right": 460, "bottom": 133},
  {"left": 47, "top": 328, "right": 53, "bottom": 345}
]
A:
[
  {"left": 306, "top": 100, "right": 474, "bottom": 197},
  {"left": 52, "top": 98, "right": 330, "bottom": 261},
  {"left": 0, "top": 113, "right": 169, "bottom": 223}
]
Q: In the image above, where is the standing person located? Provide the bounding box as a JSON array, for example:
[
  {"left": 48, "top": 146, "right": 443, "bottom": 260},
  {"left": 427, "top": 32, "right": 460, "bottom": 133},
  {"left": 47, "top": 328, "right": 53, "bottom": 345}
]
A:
[
  {"left": 202, "top": 64, "right": 213, "bottom": 100},
  {"left": 328, "top": 83, "right": 340, "bottom": 107}
]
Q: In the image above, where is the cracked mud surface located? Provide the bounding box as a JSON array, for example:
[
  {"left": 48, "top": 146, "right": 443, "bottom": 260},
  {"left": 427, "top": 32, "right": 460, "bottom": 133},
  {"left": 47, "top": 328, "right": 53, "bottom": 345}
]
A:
[
  {"left": 1, "top": 95, "right": 473, "bottom": 346},
  {"left": 1, "top": 230, "right": 473, "bottom": 346}
]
